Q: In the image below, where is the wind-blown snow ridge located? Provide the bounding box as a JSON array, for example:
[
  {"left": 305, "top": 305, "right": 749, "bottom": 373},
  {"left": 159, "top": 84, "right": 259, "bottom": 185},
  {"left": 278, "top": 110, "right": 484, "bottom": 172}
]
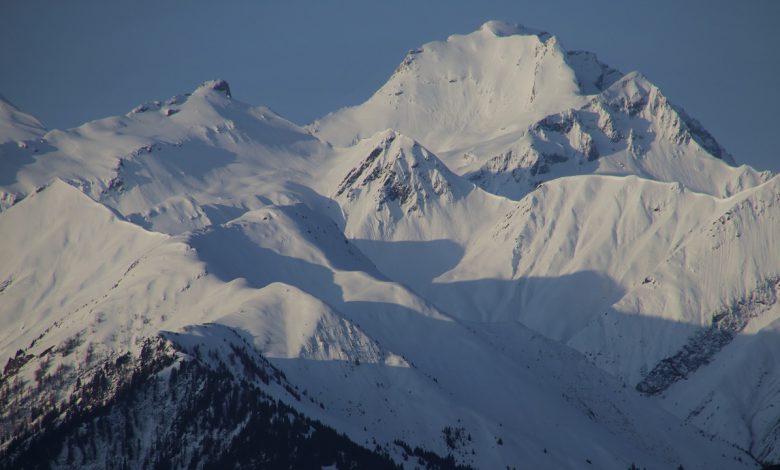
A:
[
  {"left": 0, "top": 95, "right": 46, "bottom": 144},
  {"left": 478, "top": 20, "right": 550, "bottom": 39}
]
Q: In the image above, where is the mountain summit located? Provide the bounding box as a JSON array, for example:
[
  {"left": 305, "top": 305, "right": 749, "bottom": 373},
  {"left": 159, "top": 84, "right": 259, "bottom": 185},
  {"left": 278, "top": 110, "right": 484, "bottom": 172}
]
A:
[
  {"left": 479, "top": 20, "right": 550, "bottom": 38},
  {"left": 309, "top": 21, "right": 594, "bottom": 151}
]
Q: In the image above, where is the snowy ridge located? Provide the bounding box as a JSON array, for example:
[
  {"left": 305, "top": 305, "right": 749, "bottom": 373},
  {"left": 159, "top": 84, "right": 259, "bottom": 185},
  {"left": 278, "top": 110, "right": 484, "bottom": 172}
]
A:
[{"left": 564, "top": 50, "right": 623, "bottom": 95}]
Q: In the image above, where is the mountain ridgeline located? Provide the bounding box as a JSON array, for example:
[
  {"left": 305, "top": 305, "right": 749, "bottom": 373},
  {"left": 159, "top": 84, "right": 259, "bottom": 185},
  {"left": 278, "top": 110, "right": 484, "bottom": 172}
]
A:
[{"left": 0, "top": 21, "right": 777, "bottom": 469}]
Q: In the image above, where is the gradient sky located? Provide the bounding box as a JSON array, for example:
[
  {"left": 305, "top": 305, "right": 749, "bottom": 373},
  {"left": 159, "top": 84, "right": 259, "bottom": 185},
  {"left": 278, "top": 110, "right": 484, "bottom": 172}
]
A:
[{"left": 1, "top": 0, "right": 778, "bottom": 171}]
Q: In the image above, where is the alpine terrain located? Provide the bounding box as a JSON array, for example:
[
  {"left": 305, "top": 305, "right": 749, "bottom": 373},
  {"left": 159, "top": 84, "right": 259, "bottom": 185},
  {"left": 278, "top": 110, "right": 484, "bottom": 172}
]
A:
[{"left": 0, "top": 21, "right": 777, "bottom": 469}]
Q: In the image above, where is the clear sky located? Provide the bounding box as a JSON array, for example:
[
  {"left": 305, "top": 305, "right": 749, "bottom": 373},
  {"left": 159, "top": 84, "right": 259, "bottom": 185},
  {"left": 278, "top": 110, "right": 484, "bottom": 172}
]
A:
[{"left": 1, "top": 0, "right": 778, "bottom": 171}]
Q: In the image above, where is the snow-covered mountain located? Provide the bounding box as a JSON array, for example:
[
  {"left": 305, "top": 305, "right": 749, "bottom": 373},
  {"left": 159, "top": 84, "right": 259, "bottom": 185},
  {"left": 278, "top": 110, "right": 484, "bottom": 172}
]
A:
[{"left": 1, "top": 21, "right": 777, "bottom": 469}]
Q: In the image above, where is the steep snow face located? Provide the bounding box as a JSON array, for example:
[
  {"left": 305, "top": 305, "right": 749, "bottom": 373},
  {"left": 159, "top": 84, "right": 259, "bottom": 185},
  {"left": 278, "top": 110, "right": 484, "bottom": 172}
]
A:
[
  {"left": 0, "top": 95, "right": 45, "bottom": 144},
  {"left": 564, "top": 50, "right": 623, "bottom": 95},
  {"left": 466, "top": 72, "right": 770, "bottom": 199},
  {"left": 310, "top": 21, "right": 596, "bottom": 153},
  {"left": 0, "top": 97, "right": 47, "bottom": 207},
  {"left": 0, "top": 179, "right": 171, "bottom": 353}
]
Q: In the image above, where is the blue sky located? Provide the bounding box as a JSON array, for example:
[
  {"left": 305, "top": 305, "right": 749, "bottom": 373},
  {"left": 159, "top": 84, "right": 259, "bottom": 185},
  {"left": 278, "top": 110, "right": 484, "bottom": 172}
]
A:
[{"left": 1, "top": 0, "right": 778, "bottom": 171}]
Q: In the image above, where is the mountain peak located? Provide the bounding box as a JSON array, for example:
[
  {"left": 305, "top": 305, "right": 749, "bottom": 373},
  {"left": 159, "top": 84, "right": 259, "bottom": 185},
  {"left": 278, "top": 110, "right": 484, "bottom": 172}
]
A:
[
  {"left": 334, "top": 130, "right": 470, "bottom": 215},
  {"left": 373, "top": 128, "right": 402, "bottom": 145},
  {"left": 478, "top": 20, "right": 550, "bottom": 39},
  {"left": 605, "top": 71, "right": 653, "bottom": 97},
  {"left": 599, "top": 71, "right": 735, "bottom": 165},
  {"left": 128, "top": 79, "right": 233, "bottom": 116},
  {"left": 596, "top": 71, "right": 659, "bottom": 118},
  {"left": 195, "top": 79, "right": 232, "bottom": 98}
]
